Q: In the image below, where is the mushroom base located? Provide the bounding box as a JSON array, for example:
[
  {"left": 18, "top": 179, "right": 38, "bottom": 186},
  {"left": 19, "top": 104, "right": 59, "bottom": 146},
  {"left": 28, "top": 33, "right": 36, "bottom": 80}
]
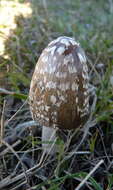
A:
[{"left": 42, "top": 126, "right": 58, "bottom": 155}]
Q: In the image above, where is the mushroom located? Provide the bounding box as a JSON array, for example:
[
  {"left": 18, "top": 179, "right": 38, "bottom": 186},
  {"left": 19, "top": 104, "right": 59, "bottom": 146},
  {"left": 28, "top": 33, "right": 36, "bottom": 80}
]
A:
[{"left": 29, "top": 36, "right": 89, "bottom": 154}]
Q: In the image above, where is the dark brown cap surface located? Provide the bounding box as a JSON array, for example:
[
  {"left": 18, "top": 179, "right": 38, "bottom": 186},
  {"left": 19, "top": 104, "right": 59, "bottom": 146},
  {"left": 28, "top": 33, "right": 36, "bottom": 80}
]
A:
[{"left": 29, "top": 36, "right": 89, "bottom": 130}]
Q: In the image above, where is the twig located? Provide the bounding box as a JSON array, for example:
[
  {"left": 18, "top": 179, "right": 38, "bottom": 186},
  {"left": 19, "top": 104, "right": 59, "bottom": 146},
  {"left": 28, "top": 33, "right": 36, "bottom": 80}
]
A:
[
  {"left": 75, "top": 159, "right": 104, "bottom": 190},
  {"left": 0, "top": 88, "right": 14, "bottom": 95},
  {"left": 68, "top": 151, "right": 91, "bottom": 156},
  {"left": 0, "top": 100, "right": 6, "bottom": 144}
]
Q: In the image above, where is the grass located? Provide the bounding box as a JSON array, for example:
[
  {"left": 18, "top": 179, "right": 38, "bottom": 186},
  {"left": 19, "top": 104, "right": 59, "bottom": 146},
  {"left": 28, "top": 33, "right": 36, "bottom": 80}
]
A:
[{"left": 0, "top": 0, "right": 113, "bottom": 189}]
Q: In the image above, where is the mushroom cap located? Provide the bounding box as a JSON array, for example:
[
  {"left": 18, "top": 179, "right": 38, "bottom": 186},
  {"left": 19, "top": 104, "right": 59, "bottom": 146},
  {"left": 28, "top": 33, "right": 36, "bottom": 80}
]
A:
[{"left": 29, "top": 36, "right": 89, "bottom": 130}]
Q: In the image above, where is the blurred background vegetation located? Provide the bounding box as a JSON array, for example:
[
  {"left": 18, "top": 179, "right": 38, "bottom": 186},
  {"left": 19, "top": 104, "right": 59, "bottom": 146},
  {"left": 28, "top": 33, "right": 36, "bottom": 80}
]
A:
[
  {"left": 0, "top": 0, "right": 113, "bottom": 189},
  {"left": 0, "top": 0, "right": 113, "bottom": 128}
]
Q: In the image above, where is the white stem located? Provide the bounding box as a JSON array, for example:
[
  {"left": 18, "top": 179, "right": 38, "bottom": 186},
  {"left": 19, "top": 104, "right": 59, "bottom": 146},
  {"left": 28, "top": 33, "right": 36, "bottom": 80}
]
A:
[{"left": 42, "top": 126, "right": 58, "bottom": 155}]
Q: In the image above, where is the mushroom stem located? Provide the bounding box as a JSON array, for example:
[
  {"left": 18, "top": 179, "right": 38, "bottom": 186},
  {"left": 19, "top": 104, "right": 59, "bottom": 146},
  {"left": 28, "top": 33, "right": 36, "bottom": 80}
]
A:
[{"left": 42, "top": 126, "right": 58, "bottom": 155}]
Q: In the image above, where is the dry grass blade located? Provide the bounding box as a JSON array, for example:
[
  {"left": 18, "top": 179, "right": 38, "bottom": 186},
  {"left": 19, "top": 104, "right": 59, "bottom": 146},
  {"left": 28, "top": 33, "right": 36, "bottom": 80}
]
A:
[
  {"left": 5, "top": 99, "right": 28, "bottom": 126},
  {"left": 10, "top": 180, "right": 27, "bottom": 190},
  {"left": 0, "top": 134, "right": 59, "bottom": 189},
  {"left": 0, "top": 139, "right": 21, "bottom": 157},
  {"left": 75, "top": 159, "right": 104, "bottom": 190},
  {"left": 68, "top": 151, "right": 91, "bottom": 156},
  {"left": 16, "top": 120, "right": 38, "bottom": 129},
  {"left": 0, "top": 100, "right": 6, "bottom": 144},
  {"left": 1, "top": 140, "right": 31, "bottom": 189},
  {"left": 0, "top": 157, "right": 53, "bottom": 189}
]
